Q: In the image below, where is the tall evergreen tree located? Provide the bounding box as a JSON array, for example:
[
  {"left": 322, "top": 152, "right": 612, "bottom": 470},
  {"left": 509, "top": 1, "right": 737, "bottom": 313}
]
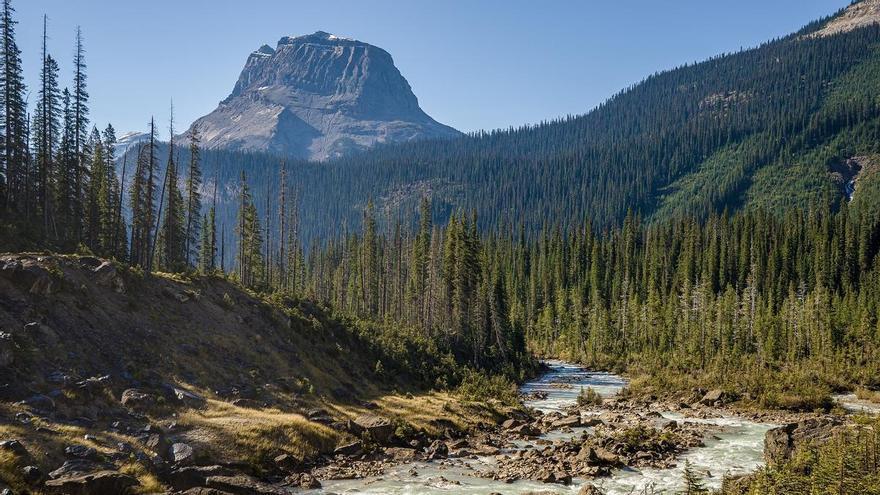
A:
[
  {"left": 0, "top": 0, "right": 27, "bottom": 214},
  {"left": 156, "top": 110, "right": 185, "bottom": 272},
  {"left": 184, "top": 125, "right": 202, "bottom": 269},
  {"left": 32, "top": 15, "right": 61, "bottom": 239},
  {"left": 71, "top": 26, "right": 88, "bottom": 243},
  {"left": 235, "top": 170, "right": 263, "bottom": 288}
]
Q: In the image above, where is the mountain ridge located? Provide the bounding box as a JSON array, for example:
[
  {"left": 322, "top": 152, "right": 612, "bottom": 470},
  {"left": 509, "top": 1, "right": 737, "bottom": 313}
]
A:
[{"left": 186, "top": 31, "right": 460, "bottom": 161}]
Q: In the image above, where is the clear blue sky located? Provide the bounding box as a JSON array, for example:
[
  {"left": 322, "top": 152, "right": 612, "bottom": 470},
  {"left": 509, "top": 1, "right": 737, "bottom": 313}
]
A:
[{"left": 17, "top": 0, "right": 850, "bottom": 137}]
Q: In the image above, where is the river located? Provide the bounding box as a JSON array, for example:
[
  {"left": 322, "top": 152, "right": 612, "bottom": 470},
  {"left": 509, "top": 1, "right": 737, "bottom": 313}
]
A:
[{"left": 310, "top": 361, "right": 775, "bottom": 494}]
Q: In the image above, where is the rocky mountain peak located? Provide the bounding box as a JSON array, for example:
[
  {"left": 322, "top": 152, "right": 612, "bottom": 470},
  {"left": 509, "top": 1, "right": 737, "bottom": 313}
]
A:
[{"left": 189, "top": 31, "right": 459, "bottom": 161}]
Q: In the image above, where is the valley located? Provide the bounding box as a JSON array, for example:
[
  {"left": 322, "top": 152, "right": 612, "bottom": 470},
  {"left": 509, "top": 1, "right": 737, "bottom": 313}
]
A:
[{"left": 2, "top": 0, "right": 880, "bottom": 494}]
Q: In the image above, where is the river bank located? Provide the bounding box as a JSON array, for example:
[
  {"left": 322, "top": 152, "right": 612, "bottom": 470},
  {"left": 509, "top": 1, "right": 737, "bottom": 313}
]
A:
[{"left": 304, "top": 360, "right": 844, "bottom": 494}]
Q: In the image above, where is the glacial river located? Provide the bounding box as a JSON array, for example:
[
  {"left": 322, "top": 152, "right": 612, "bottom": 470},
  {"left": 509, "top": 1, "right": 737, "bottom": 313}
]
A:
[{"left": 310, "top": 361, "right": 775, "bottom": 494}]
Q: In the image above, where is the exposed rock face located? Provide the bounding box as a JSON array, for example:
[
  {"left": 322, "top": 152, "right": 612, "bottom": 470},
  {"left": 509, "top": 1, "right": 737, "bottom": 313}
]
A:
[
  {"left": 188, "top": 31, "right": 460, "bottom": 161},
  {"left": 764, "top": 417, "right": 845, "bottom": 465},
  {"left": 813, "top": 0, "right": 880, "bottom": 38}
]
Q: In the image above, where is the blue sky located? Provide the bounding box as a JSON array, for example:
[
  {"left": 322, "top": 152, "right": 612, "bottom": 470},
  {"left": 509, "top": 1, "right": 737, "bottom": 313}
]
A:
[{"left": 17, "top": 0, "right": 850, "bottom": 137}]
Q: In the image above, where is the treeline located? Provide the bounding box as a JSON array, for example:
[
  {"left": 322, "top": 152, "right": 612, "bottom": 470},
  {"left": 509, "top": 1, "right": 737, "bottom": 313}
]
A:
[
  {"left": 278, "top": 201, "right": 879, "bottom": 406},
  {"left": 0, "top": 0, "right": 214, "bottom": 277},
  {"left": 0, "top": 2, "right": 106, "bottom": 254}
]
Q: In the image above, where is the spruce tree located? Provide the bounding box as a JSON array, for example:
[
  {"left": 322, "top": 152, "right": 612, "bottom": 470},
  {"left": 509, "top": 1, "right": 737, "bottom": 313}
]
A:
[
  {"left": 0, "top": 0, "right": 27, "bottom": 214},
  {"left": 235, "top": 170, "right": 263, "bottom": 288},
  {"left": 71, "top": 26, "right": 88, "bottom": 242},
  {"left": 33, "top": 16, "right": 61, "bottom": 240},
  {"left": 184, "top": 125, "right": 202, "bottom": 269},
  {"left": 156, "top": 111, "right": 185, "bottom": 272}
]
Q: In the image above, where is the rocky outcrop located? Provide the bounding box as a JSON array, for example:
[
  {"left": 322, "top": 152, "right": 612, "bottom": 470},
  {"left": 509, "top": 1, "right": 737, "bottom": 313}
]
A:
[
  {"left": 187, "top": 31, "right": 460, "bottom": 161},
  {"left": 43, "top": 470, "right": 139, "bottom": 495},
  {"left": 764, "top": 417, "right": 845, "bottom": 465}
]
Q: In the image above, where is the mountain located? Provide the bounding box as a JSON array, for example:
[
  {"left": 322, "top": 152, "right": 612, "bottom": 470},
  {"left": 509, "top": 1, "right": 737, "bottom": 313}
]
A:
[
  {"left": 179, "top": 1, "right": 879, "bottom": 247},
  {"left": 186, "top": 31, "right": 460, "bottom": 161},
  {"left": 129, "top": 1, "right": 880, "bottom": 260}
]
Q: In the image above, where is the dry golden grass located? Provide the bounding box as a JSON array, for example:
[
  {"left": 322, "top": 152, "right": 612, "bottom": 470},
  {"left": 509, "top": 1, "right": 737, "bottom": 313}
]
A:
[
  {"left": 856, "top": 388, "right": 880, "bottom": 404},
  {"left": 119, "top": 461, "right": 166, "bottom": 494},
  {"left": 176, "top": 399, "right": 340, "bottom": 467},
  {"left": 335, "top": 391, "right": 509, "bottom": 436}
]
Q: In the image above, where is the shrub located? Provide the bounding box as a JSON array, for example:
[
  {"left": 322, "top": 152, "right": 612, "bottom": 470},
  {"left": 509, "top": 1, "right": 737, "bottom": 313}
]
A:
[{"left": 577, "top": 386, "right": 603, "bottom": 406}]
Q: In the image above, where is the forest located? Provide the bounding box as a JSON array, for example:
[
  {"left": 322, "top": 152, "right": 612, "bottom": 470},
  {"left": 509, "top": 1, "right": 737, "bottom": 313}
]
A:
[{"left": 0, "top": 0, "right": 879, "bottom": 400}]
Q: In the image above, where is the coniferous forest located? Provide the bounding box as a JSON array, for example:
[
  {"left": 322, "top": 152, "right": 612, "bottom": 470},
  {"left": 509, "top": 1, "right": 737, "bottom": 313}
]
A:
[{"left": 2, "top": 1, "right": 880, "bottom": 493}]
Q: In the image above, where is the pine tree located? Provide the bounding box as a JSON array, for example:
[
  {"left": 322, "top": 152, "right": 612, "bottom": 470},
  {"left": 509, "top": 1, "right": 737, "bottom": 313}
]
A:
[
  {"left": 198, "top": 177, "right": 217, "bottom": 273},
  {"left": 129, "top": 119, "right": 157, "bottom": 269},
  {"left": 680, "top": 460, "right": 708, "bottom": 494},
  {"left": 0, "top": 0, "right": 28, "bottom": 214},
  {"left": 156, "top": 110, "right": 185, "bottom": 272},
  {"left": 183, "top": 125, "right": 202, "bottom": 269},
  {"left": 32, "top": 15, "right": 61, "bottom": 240},
  {"left": 83, "top": 126, "right": 106, "bottom": 252},
  {"left": 235, "top": 170, "right": 263, "bottom": 288},
  {"left": 71, "top": 26, "right": 89, "bottom": 242},
  {"left": 55, "top": 88, "right": 76, "bottom": 246}
]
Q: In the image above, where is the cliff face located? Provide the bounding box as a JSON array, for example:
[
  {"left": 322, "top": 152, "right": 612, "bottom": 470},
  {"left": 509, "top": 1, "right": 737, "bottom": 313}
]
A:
[{"left": 187, "top": 31, "right": 460, "bottom": 161}]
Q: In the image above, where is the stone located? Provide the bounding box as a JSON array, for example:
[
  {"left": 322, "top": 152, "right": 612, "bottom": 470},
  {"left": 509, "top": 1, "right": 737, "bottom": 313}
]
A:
[
  {"left": 22, "top": 465, "right": 43, "bottom": 484},
  {"left": 579, "top": 484, "right": 604, "bottom": 495},
  {"left": 273, "top": 453, "right": 299, "bottom": 471},
  {"left": 700, "top": 389, "right": 732, "bottom": 406},
  {"left": 501, "top": 418, "right": 522, "bottom": 429},
  {"left": 553, "top": 470, "right": 572, "bottom": 485},
  {"left": 171, "top": 387, "right": 207, "bottom": 408},
  {"left": 44, "top": 470, "right": 139, "bottom": 494},
  {"left": 509, "top": 423, "right": 540, "bottom": 437},
  {"left": 0, "top": 439, "right": 31, "bottom": 459},
  {"left": 385, "top": 447, "right": 418, "bottom": 461},
  {"left": 64, "top": 445, "right": 98, "bottom": 460},
  {"left": 171, "top": 443, "right": 195, "bottom": 465},
  {"left": 93, "top": 262, "right": 125, "bottom": 294},
  {"left": 552, "top": 415, "right": 581, "bottom": 428},
  {"left": 48, "top": 460, "right": 109, "bottom": 479},
  {"left": 426, "top": 440, "right": 448, "bottom": 460},
  {"left": 764, "top": 418, "right": 844, "bottom": 465},
  {"left": 205, "top": 474, "right": 287, "bottom": 495},
  {"left": 166, "top": 465, "right": 235, "bottom": 491},
  {"left": 593, "top": 447, "right": 621, "bottom": 465},
  {"left": 143, "top": 433, "right": 170, "bottom": 458},
  {"left": 120, "top": 389, "right": 155, "bottom": 410},
  {"left": 17, "top": 394, "right": 55, "bottom": 411},
  {"left": 350, "top": 414, "right": 395, "bottom": 444},
  {"left": 333, "top": 440, "right": 363, "bottom": 456},
  {"left": 0, "top": 332, "right": 14, "bottom": 367},
  {"left": 299, "top": 474, "right": 321, "bottom": 489}
]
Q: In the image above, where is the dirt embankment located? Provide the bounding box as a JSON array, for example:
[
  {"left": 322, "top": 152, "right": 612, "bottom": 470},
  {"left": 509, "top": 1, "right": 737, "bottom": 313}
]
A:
[{"left": 0, "top": 254, "right": 515, "bottom": 494}]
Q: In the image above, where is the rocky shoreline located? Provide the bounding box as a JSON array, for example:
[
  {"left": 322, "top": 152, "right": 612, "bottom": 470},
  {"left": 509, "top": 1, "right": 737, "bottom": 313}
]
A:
[{"left": 0, "top": 364, "right": 871, "bottom": 495}]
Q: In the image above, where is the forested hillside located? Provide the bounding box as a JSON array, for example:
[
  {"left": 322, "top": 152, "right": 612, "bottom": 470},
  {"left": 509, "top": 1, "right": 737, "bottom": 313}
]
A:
[
  {"left": 165, "top": 7, "right": 880, "bottom": 246},
  {"left": 291, "top": 199, "right": 880, "bottom": 409}
]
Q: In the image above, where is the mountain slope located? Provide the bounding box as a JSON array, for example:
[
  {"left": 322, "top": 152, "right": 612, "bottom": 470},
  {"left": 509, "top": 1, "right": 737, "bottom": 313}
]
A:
[
  {"left": 186, "top": 31, "right": 460, "bottom": 161},
  {"left": 132, "top": 3, "right": 880, "bottom": 252}
]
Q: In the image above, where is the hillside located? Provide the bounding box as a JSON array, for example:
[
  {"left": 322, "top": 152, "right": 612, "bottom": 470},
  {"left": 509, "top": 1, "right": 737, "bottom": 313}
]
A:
[
  {"left": 158, "top": 2, "right": 880, "bottom": 247},
  {"left": 0, "top": 254, "right": 517, "bottom": 493}
]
